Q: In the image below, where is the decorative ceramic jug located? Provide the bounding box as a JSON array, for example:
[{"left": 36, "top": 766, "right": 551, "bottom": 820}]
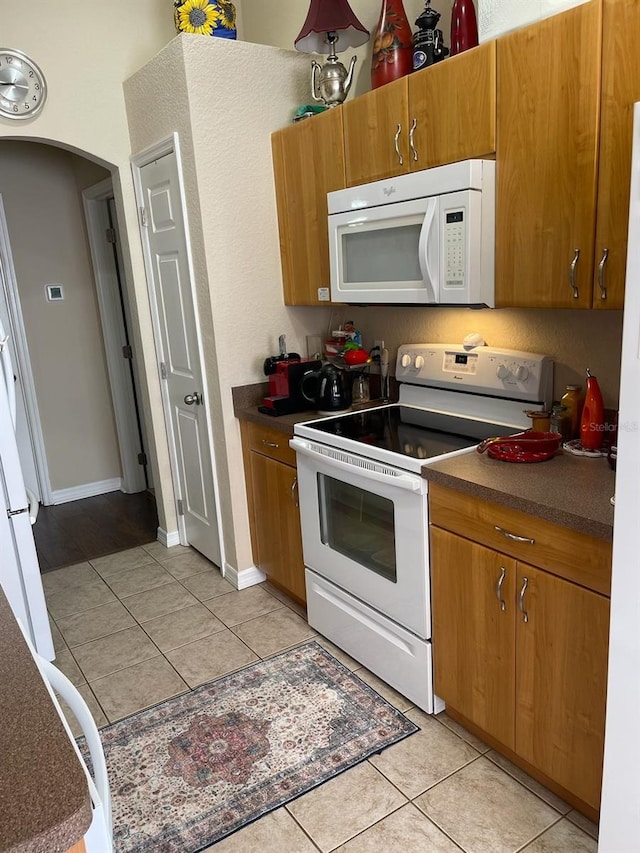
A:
[
  {"left": 450, "top": 0, "right": 478, "bottom": 56},
  {"left": 174, "top": 0, "right": 237, "bottom": 39},
  {"left": 371, "top": 0, "right": 413, "bottom": 89}
]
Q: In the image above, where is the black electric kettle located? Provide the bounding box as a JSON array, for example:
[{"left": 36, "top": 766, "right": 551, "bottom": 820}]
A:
[{"left": 300, "top": 362, "right": 352, "bottom": 414}]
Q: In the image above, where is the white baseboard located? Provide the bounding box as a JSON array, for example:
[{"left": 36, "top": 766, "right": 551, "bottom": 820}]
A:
[
  {"left": 224, "top": 562, "right": 266, "bottom": 590},
  {"left": 157, "top": 527, "right": 181, "bottom": 547},
  {"left": 51, "top": 478, "right": 122, "bottom": 505}
]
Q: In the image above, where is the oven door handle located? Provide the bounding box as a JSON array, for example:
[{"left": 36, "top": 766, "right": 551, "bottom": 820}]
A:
[{"left": 290, "top": 438, "right": 422, "bottom": 492}]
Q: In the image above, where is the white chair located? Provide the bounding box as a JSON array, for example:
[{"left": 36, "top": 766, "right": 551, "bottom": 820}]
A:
[{"left": 19, "top": 623, "right": 113, "bottom": 853}]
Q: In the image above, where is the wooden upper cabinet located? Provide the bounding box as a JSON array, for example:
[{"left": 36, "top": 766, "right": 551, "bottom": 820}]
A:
[
  {"left": 271, "top": 108, "right": 345, "bottom": 305},
  {"left": 515, "top": 564, "right": 610, "bottom": 810},
  {"left": 496, "top": 0, "right": 602, "bottom": 308},
  {"left": 343, "top": 76, "right": 410, "bottom": 186},
  {"left": 593, "top": 0, "right": 640, "bottom": 309},
  {"left": 344, "top": 44, "right": 497, "bottom": 186},
  {"left": 409, "top": 41, "right": 496, "bottom": 170}
]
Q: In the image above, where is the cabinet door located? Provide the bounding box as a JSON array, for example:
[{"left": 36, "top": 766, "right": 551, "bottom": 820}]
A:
[
  {"left": 409, "top": 42, "right": 496, "bottom": 170},
  {"left": 593, "top": 0, "right": 640, "bottom": 309},
  {"left": 250, "top": 452, "right": 306, "bottom": 603},
  {"left": 343, "top": 77, "right": 410, "bottom": 186},
  {"left": 495, "top": 1, "right": 601, "bottom": 308},
  {"left": 271, "top": 109, "right": 345, "bottom": 305},
  {"left": 515, "top": 564, "right": 610, "bottom": 810},
  {"left": 431, "top": 527, "right": 516, "bottom": 748}
]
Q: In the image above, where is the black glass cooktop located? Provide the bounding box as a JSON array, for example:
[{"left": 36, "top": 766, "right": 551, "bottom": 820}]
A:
[{"left": 306, "top": 404, "right": 513, "bottom": 460}]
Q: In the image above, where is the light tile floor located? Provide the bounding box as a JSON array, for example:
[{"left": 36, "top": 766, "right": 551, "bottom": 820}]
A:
[{"left": 43, "top": 543, "right": 600, "bottom": 853}]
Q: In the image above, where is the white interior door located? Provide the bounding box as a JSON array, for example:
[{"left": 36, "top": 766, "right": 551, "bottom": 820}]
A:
[
  {"left": 136, "top": 146, "right": 221, "bottom": 567},
  {"left": 0, "top": 196, "right": 47, "bottom": 503}
]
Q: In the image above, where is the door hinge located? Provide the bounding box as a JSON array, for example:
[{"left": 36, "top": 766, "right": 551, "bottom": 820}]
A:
[
  {"left": 122, "top": 344, "right": 133, "bottom": 359},
  {"left": 139, "top": 206, "right": 148, "bottom": 227},
  {"left": 160, "top": 362, "right": 167, "bottom": 380},
  {"left": 137, "top": 451, "right": 147, "bottom": 466},
  {"left": 177, "top": 499, "right": 184, "bottom": 516},
  {"left": 105, "top": 227, "right": 117, "bottom": 244},
  {"left": 7, "top": 506, "right": 29, "bottom": 518}
]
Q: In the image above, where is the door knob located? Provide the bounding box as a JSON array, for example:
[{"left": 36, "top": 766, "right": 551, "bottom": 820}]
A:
[{"left": 184, "top": 392, "right": 202, "bottom": 406}]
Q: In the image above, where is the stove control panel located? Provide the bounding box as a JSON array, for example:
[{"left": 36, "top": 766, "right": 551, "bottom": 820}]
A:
[{"left": 396, "top": 344, "right": 554, "bottom": 408}]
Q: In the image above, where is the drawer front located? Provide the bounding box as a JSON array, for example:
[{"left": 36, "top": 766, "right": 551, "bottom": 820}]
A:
[
  {"left": 429, "top": 483, "right": 612, "bottom": 596},
  {"left": 246, "top": 421, "right": 296, "bottom": 467}
]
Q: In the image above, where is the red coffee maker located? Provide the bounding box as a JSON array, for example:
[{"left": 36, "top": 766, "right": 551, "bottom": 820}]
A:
[{"left": 258, "top": 336, "right": 321, "bottom": 417}]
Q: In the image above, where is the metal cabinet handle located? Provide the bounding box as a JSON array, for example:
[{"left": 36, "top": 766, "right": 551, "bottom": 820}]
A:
[
  {"left": 494, "top": 525, "right": 535, "bottom": 545},
  {"left": 496, "top": 566, "right": 507, "bottom": 611},
  {"left": 394, "top": 123, "right": 404, "bottom": 166},
  {"left": 261, "top": 439, "right": 279, "bottom": 448},
  {"left": 518, "top": 576, "right": 529, "bottom": 623},
  {"left": 569, "top": 248, "right": 580, "bottom": 299},
  {"left": 409, "top": 117, "right": 418, "bottom": 162},
  {"left": 597, "top": 248, "right": 609, "bottom": 300},
  {"left": 291, "top": 476, "right": 299, "bottom": 507},
  {"left": 183, "top": 392, "right": 202, "bottom": 406}
]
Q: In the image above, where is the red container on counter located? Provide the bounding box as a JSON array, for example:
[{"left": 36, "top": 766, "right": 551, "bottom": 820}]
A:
[{"left": 580, "top": 369, "right": 604, "bottom": 450}]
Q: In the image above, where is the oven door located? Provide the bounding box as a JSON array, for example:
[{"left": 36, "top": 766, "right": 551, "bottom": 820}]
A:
[{"left": 291, "top": 437, "right": 430, "bottom": 639}]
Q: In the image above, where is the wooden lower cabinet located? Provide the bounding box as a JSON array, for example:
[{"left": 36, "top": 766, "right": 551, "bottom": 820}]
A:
[
  {"left": 431, "top": 528, "right": 516, "bottom": 748},
  {"left": 241, "top": 421, "right": 306, "bottom": 604},
  {"left": 430, "top": 484, "right": 611, "bottom": 815},
  {"left": 515, "top": 564, "right": 610, "bottom": 809}
]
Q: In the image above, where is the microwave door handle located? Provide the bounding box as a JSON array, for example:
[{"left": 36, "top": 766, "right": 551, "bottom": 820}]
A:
[
  {"left": 418, "top": 197, "right": 439, "bottom": 302},
  {"left": 289, "top": 438, "right": 421, "bottom": 492}
]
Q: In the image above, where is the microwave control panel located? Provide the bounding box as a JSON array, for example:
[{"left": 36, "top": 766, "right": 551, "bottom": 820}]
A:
[{"left": 443, "top": 210, "right": 465, "bottom": 289}]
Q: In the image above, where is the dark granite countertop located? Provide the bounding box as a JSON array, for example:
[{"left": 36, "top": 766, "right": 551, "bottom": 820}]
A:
[
  {"left": 0, "top": 590, "right": 92, "bottom": 853},
  {"left": 234, "top": 384, "right": 615, "bottom": 541},
  {"left": 232, "top": 380, "right": 392, "bottom": 436},
  {"left": 235, "top": 404, "right": 328, "bottom": 435},
  {"left": 422, "top": 450, "right": 616, "bottom": 541}
]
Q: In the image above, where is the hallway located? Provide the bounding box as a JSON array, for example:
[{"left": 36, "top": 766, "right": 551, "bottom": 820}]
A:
[{"left": 34, "top": 490, "right": 158, "bottom": 573}]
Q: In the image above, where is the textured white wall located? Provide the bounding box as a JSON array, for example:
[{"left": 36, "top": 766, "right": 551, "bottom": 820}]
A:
[
  {"left": 0, "top": 0, "right": 180, "bottom": 533},
  {"left": 125, "top": 35, "right": 330, "bottom": 574},
  {"left": 478, "top": 0, "right": 590, "bottom": 41}
]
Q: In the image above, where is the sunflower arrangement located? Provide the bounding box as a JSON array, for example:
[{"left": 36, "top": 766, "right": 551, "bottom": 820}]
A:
[{"left": 174, "top": 0, "right": 236, "bottom": 37}]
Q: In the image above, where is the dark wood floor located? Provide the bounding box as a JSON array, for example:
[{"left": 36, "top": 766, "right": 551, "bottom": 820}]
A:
[{"left": 34, "top": 490, "right": 158, "bottom": 573}]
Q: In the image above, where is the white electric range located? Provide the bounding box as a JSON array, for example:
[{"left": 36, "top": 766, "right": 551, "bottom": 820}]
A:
[{"left": 290, "top": 343, "right": 554, "bottom": 713}]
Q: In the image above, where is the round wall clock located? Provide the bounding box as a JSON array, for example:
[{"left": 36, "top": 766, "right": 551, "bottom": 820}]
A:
[{"left": 0, "top": 48, "right": 47, "bottom": 120}]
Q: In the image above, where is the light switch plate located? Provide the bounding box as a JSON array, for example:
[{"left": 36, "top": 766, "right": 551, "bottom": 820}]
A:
[{"left": 46, "top": 284, "right": 64, "bottom": 301}]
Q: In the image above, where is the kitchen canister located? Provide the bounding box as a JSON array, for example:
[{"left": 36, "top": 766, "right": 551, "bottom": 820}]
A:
[{"left": 560, "top": 384, "right": 583, "bottom": 439}]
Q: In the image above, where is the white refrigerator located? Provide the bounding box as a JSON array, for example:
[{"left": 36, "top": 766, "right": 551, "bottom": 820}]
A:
[
  {"left": 599, "top": 102, "right": 640, "bottom": 849},
  {"left": 0, "top": 318, "right": 53, "bottom": 660}
]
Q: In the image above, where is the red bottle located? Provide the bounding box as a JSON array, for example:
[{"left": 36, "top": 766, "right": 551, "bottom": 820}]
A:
[
  {"left": 371, "top": 0, "right": 414, "bottom": 89},
  {"left": 450, "top": 0, "right": 479, "bottom": 56},
  {"left": 580, "top": 369, "right": 605, "bottom": 450}
]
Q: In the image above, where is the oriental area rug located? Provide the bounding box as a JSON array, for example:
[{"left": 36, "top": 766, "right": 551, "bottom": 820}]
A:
[{"left": 96, "top": 641, "right": 418, "bottom": 852}]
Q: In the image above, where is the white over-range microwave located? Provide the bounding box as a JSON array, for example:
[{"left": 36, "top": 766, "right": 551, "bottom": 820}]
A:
[{"left": 328, "top": 159, "right": 495, "bottom": 307}]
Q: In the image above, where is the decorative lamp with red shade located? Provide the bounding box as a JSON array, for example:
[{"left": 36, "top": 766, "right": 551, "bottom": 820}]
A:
[{"left": 294, "top": 0, "right": 370, "bottom": 107}]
